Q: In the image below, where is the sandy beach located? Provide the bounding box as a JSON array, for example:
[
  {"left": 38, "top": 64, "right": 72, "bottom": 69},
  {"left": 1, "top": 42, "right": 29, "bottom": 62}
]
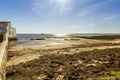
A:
[
  {"left": 6, "top": 38, "right": 120, "bottom": 80},
  {"left": 1, "top": 0, "right": 120, "bottom": 80}
]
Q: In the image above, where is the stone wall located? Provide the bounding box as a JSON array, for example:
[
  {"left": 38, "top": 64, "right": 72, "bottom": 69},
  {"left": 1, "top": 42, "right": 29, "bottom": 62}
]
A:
[{"left": 0, "top": 33, "right": 8, "bottom": 80}]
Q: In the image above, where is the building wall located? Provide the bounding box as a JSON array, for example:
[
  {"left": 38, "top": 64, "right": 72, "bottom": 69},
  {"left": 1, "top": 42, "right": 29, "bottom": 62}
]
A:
[
  {"left": 0, "top": 22, "right": 11, "bottom": 27},
  {"left": 0, "top": 25, "right": 7, "bottom": 33},
  {"left": 0, "top": 22, "right": 16, "bottom": 80},
  {"left": 0, "top": 23, "right": 9, "bottom": 80},
  {"left": 0, "top": 22, "right": 16, "bottom": 39},
  {"left": 8, "top": 28, "right": 16, "bottom": 38},
  {"left": 12, "top": 28, "right": 16, "bottom": 37}
]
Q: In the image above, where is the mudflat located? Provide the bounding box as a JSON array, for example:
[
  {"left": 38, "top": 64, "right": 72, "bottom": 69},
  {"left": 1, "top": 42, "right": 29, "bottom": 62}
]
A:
[{"left": 6, "top": 38, "right": 120, "bottom": 80}]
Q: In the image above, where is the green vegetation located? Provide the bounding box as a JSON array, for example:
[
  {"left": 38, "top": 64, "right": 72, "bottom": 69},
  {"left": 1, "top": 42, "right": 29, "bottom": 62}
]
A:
[
  {"left": 71, "top": 35, "right": 120, "bottom": 40},
  {"left": 100, "top": 71, "right": 120, "bottom": 80},
  {"left": 30, "top": 38, "right": 45, "bottom": 40}
]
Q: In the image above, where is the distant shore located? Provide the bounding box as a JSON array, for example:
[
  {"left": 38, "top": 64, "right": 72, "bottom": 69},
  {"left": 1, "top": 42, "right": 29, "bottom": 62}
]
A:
[{"left": 16, "top": 33, "right": 120, "bottom": 41}]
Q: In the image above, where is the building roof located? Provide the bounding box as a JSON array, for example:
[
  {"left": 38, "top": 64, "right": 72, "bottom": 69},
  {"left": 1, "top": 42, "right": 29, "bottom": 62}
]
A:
[
  {"left": 0, "top": 21, "right": 11, "bottom": 27},
  {"left": 0, "top": 21, "right": 11, "bottom": 23}
]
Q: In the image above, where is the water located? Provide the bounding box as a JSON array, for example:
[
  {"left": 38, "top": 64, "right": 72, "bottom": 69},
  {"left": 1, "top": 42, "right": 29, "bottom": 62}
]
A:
[
  {"left": 17, "top": 34, "right": 54, "bottom": 41},
  {"left": 17, "top": 33, "right": 120, "bottom": 41},
  {"left": 16, "top": 33, "right": 120, "bottom": 46}
]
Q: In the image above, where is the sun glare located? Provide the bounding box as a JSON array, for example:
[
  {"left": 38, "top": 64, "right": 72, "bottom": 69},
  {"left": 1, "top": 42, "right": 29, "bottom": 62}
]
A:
[{"left": 55, "top": 33, "right": 68, "bottom": 37}]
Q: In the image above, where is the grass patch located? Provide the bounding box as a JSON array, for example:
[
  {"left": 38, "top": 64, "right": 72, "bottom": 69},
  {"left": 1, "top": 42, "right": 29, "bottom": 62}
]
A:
[
  {"left": 100, "top": 71, "right": 120, "bottom": 80},
  {"left": 71, "top": 35, "right": 120, "bottom": 40}
]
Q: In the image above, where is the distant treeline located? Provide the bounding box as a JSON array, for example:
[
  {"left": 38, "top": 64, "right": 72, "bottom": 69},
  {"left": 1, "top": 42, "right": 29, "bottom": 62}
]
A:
[{"left": 71, "top": 35, "right": 120, "bottom": 40}]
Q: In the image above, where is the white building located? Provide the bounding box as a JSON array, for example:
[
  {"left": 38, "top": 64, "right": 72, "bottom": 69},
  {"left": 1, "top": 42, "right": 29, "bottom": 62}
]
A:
[{"left": 0, "top": 21, "right": 16, "bottom": 39}]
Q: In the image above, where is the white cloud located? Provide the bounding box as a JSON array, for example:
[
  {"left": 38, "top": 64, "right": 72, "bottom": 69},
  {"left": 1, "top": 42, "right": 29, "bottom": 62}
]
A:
[
  {"left": 32, "top": 0, "right": 72, "bottom": 16},
  {"left": 104, "top": 15, "right": 120, "bottom": 20},
  {"left": 50, "top": 0, "right": 71, "bottom": 6},
  {"left": 52, "top": 0, "right": 72, "bottom": 13},
  {"left": 88, "top": 23, "right": 95, "bottom": 26},
  {"left": 78, "top": 0, "right": 113, "bottom": 17},
  {"left": 69, "top": 24, "right": 95, "bottom": 29},
  {"left": 70, "top": 26, "right": 81, "bottom": 28},
  {"left": 31, "top": 0, "right": 114, "bottom": 18}
]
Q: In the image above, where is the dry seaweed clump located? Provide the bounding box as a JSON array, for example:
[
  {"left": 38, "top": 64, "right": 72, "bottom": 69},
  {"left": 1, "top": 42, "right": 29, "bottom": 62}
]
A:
[{"left": 6, "top": 48, "right": 120, "bottom": 80}]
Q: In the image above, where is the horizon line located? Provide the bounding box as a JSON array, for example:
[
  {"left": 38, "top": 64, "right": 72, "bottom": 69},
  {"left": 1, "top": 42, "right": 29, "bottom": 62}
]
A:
[{"left": 16, "top": 32, "right": 120, "bottom": 34}]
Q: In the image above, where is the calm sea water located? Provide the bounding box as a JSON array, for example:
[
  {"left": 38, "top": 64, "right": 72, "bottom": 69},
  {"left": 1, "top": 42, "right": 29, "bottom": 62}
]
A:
[
  {"left": 17, "top": 34, "right": 54, "bottom": 40},
  {"left": 17, "top": 33, "right": 119, "bottom": 41},
  {"left": 16, "top": 33, "right": 120, "bottom": 46}
]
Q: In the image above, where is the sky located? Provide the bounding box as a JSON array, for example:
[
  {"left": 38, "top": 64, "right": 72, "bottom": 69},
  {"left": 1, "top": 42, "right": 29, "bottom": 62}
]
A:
[{"left": 0, "top": 0, "right": 120, "bottom": 33}]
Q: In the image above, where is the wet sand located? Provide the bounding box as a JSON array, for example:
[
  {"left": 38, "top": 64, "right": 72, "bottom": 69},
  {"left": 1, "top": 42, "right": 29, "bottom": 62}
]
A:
[{"left": 6, "top": 38, "right": 120, "bottom": 80}]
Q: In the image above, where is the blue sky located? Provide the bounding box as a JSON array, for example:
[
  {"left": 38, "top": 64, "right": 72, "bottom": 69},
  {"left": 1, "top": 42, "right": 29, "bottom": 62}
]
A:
[{"left": 0, "top": 0, "right": 120, "bottom": 33}]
